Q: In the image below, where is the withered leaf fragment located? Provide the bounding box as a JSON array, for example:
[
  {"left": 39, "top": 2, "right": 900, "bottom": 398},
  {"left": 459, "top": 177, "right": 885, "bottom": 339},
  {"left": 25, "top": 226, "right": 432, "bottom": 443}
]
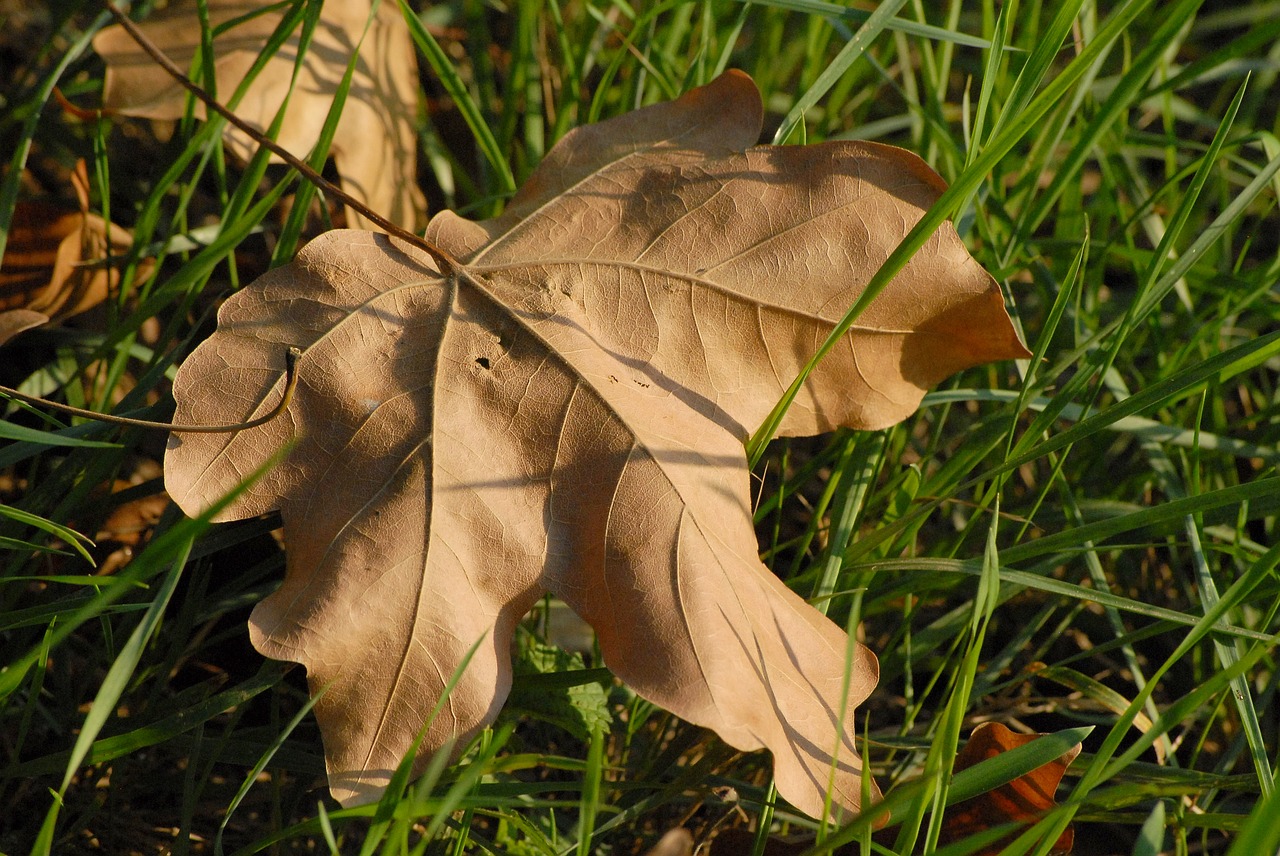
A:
[
  {"left": 0, "top": 162, "right": 146, "bottom": 346},
  {"left": 941, "top": 722, "right": 1082, "bottom": 855},
  {"left": 644, "top": 829, "right": 694, "bottom": 856},
  {"left": 164, "top": 72, "right": 1029, "bottom": 819},
  {"left": 92, "top": 0, "right": 423, "bottom": 231}
]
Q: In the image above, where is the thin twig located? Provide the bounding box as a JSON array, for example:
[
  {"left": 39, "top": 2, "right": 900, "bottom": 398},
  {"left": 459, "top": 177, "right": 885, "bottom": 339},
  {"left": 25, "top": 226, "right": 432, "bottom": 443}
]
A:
[
  {"left": 1, "top": 347, "right": 303, "bottom": 433},
  {"left": 102, "top": 0, "right": 457, "bottom": 276}
]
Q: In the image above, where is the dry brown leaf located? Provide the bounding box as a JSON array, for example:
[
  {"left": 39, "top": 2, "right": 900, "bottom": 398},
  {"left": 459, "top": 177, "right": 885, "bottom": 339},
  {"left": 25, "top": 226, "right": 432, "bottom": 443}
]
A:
[
  {"left": 93, "top": 459, "right": 169, "bottom": 576},
  {"left": 940, "top": 722, "right": 1082, "bottom": 855},
  {"left": 643, "top": 829, "right": 694, "bottom": 856},
  {"left": 0, "top": 162, "right": 143, "bottom": 345},
  {"left": 0, "top": 308, "right": 49, "bottom": 348},
  {"left": 92, "top": 0, "right": 423, "bottom": 231},
  {"left": 163, "top": 71, "right": 1030, "bottom": 818}
]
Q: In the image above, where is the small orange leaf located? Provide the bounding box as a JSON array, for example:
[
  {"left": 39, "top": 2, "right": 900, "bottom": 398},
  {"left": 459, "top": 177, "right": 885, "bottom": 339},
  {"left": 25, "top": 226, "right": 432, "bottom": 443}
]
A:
[{"left": 941, "top": 722, "right": 1081, "bottom": 855}]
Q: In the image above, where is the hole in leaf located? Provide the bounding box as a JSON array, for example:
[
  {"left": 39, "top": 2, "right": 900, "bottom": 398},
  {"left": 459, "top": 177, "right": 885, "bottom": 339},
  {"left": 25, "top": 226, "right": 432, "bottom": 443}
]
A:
[{"left": 475, "top": 357, "right": 491, "bottom": 369}]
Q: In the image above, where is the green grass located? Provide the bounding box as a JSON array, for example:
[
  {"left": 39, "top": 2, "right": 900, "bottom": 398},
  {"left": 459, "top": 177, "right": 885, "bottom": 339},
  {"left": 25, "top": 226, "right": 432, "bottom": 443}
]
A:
[{"left": 2, "top": 0, "right": 1279, "bottom": 853}]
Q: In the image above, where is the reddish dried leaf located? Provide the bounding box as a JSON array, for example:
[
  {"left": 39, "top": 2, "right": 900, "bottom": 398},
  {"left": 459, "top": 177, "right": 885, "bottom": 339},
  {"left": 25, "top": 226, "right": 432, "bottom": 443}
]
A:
[{"left": 941, "top": 722, "right": 1082, "bottom": 855}]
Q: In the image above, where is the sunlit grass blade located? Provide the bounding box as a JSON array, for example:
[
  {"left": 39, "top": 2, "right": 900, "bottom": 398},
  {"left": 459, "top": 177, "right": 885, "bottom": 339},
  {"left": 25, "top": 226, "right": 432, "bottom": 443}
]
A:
[
  {"left": 576, "top": 720, "right": 607, "bottom": 856},
  {"left": 857, "top": 557, "right": 1272, "bottom": 643},
  {"left": 0, "top": 420, "right": 120, "bottom": 448},
  {"left": 771, "top": 0, "right": 910, "bottom": 145},
  {"left": 357, "top": 633, "right": 488, "bottom": 855},
  {"left": 748, "top": 0, "right": 1153, "bottom": 466},
  {"left": 395, "top": 0, "right": 516, "bottom": 203},
  {"left": 1131, "top": 800, "right": 1167, "bottom": 856},
  {"left": 964, "top": 6, "right": 1009, "bottom": 166},
  {"left": 212, "top": 676, "right": 324, "bottom": 856},
  {"left": 32, "top": 535, "right": 191, "bottom": 856},
  {"left": 740, "top": 0, "right": 993, "bottom": 48},
  {"left": 1225, "top": 781, "right": 1280, "bottom": 856},
  {"left": 0, "top": 10, "right": 112, "bottom": 264},
  {"left": 2, "top": 663, "right": 287, "bottom": 780},
  {"left": 1014, "top": 0, "right": 1206, "bottom": 239}
]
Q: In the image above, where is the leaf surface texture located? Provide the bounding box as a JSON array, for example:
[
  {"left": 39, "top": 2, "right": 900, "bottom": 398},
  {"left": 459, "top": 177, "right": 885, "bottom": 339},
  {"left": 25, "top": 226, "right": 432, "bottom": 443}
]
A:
[{"left": 164, "top": 72, "right": 1028, "bottom": 817}]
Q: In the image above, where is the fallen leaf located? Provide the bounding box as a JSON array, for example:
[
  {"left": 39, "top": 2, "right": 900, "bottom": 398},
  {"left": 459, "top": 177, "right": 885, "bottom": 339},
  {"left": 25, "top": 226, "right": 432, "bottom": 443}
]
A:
[
  {"left": 0, "top": 162, "right": 144, "bottom": 345},
  {"left": 163, "top": 71, "right": 1029, "bottom": 818},
  {"left": 940, "top": 722, "right": 1081, "bottom": 854},
  {"left": 0, "top": 309, "right": 49, "bottom": 348},
  {"left": 93, "top": 459, "right": 168, "bottom": 576},
  {"left": 643, "top": 829, "right": 694, "bottom": 856},
  {"left": 92, "top": 0, "right": 423, "bottom": 231}
]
